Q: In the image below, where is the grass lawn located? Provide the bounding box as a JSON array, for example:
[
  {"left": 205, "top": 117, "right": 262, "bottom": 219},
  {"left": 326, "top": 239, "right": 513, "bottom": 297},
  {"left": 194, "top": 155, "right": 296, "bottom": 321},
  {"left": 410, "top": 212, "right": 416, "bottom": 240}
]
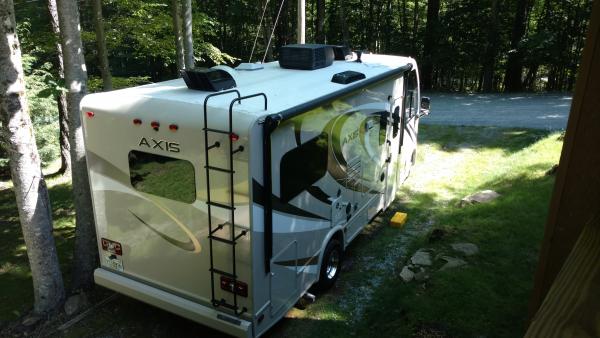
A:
[{"left": 0, "top": 124, "right": 563, "bottom": 337}]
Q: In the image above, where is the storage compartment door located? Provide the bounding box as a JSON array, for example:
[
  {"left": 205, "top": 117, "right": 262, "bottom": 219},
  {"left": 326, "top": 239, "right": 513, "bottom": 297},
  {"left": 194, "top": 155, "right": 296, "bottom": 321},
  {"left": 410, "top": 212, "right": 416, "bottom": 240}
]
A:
[{"left": 270, "top": 241, "right": 298, "bottom": 316}]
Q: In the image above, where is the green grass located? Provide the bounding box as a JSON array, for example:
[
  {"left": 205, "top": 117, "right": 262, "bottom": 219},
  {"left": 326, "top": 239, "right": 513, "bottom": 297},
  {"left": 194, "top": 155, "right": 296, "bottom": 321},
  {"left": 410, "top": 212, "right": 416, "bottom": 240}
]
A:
[{"left": 0, "top": 125, "right": 563, "bottom": 337}]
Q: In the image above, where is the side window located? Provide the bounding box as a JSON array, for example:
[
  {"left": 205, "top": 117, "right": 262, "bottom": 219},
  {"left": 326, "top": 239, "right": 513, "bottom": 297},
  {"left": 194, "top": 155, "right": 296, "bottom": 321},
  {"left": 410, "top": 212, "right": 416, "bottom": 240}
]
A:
[
  {"left": 404, "top": 70, "right": 418, "bottom": 118},
  {"left": 280, "top": 132, "right": 329, "bottom": 203},
  {"left": 128, "top": 150, "right": 196, "bottom": 204}
]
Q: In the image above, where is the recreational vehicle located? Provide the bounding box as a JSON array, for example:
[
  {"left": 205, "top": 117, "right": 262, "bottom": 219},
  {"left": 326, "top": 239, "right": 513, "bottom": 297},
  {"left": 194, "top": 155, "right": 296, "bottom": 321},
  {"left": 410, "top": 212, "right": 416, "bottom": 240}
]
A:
[{"left": 81, "top": 45, "right": 429, "bottom": 337}]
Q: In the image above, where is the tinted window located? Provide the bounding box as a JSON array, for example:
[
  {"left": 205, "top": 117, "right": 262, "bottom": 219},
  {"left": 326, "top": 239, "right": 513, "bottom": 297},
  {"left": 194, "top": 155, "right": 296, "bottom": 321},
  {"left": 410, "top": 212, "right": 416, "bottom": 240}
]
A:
[
  {"left": 128, "top": 150, "right": 196, "bottom": 203},
  {"left": 280, "top": 133, "right": 329, "bottom": 203}
]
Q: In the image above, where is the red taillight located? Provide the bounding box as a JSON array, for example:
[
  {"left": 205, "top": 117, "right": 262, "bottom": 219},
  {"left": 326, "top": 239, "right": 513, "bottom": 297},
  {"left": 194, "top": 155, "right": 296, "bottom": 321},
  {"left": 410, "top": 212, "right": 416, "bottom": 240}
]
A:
[
  {"left": 169, "top": 124, "right": 178, "bottom": 131},
  {"left": 150, "top": 121, "right": 160, "bottom": 131},
  {"left": 100, "top": 238, "right": 123, "bottom": 256},
  {"left": 220, "top": 276, "right": 248, "bottom": 297},
  {"left": 133, "top": 118, "right": 142, "bottom": 125},
  {"left": 230, "top": 133, "right": 239, "bottom": 141},
  {"left": 86, "top": 111, "right": 95, "bottom": 118}
]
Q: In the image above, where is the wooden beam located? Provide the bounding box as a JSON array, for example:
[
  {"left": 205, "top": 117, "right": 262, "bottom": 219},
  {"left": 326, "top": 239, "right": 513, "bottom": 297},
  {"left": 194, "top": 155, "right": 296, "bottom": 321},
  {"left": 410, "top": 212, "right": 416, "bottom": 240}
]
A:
[{"left": 528, "top": 0, "right": 600, "bottom": 319}]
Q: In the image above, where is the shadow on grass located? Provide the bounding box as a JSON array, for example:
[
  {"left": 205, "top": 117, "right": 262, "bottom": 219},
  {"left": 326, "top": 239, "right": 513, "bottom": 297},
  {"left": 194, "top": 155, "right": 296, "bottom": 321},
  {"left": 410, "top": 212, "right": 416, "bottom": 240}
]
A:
[
  {"left": 356, "top": 170, "right": 556, "bottom": 338},
  {"left": 419, "top": 125, "right": 554, "bottom": 154}
]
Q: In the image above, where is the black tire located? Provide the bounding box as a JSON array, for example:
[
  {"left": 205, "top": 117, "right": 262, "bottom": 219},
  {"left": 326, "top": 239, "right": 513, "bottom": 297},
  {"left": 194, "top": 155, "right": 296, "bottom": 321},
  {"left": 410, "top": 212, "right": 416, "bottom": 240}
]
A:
[{"left": 313, "top": 238, "right": 343, "bottom": 292}]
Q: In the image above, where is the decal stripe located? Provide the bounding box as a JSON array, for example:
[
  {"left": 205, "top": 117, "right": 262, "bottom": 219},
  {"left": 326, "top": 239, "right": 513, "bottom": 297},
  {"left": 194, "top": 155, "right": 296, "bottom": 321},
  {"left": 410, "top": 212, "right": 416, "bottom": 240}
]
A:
[
  {"left": 306, "top": 186, "right": 333, "bottom": 205},
  {"left": 274, "top": 254, "right": 319, "bottom": 267},
  {"left": 252, "top": 180, "right": 328, "bottom": 220}
]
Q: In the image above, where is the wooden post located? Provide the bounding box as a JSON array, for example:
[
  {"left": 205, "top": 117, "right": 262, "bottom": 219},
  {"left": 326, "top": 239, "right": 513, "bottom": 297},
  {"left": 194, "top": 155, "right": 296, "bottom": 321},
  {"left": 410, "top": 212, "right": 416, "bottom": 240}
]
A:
[
  {"left": 528, "top": 0, "right": 600, "bottom": 320},
  {"left": 297, "top": 0, "right": 305, "bottom": 44}
]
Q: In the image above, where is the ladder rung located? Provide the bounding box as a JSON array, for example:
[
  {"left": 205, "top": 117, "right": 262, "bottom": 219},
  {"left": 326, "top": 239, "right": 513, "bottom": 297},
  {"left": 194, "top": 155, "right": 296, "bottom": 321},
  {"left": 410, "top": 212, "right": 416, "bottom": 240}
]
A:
[
  {"left": 209, "top": 235, "right": 236, "bottom": 245},
  {"left": 234, "top": 230, "right": 248, "bottom": 241},
  {"left": 232, "top": 146, "right": 245, "bottom": 154},
  {"left": 210, "top": 268, "right": 236, "bottom": 279},
  {"left": 205, "top": 165, "right": 234, "bottom": 174},
  {"left": 204, "top": 127, "right": 229, "bottom": 134},
  {"left": 213, "top": 299, "right": 238, "bottom": 311},
  {"left": 211, "top": 222, "right": 229, "bottom": 234},
  {"left": 206, "top": 201, "right": 235, "bottom": 210}
]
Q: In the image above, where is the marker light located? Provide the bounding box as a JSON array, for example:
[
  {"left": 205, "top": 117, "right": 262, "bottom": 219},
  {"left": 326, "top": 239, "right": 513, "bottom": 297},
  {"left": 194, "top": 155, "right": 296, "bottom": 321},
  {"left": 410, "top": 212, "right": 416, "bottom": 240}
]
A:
[
  {"left": 86, "top": 111, "right": 95, "bottom": 118},
  {"left": 150, "top": 121, "right": 160, "bottom": 131},
  {"left": 133, "top": 118, "right": 142, "bottom": 125},
  {"left": 230, "top": 133, "right": 240, "bottom": 141},
  {"left": 169, "top": 124, "right": 179, "bottom": 131}
]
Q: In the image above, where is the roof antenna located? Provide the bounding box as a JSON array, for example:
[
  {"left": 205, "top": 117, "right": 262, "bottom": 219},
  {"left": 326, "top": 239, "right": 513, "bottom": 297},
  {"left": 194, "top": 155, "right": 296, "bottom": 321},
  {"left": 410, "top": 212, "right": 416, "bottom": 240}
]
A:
[
  {"left": 237, "top": 0, "right": 273, "bottom": 71},
  {"left": 262, "top": 0, "right": 287, "bottom": 64}
]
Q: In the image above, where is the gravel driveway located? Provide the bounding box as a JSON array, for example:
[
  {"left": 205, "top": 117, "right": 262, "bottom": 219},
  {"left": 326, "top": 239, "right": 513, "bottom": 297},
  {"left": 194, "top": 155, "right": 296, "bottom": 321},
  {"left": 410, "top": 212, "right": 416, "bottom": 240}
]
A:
[{"left": 421, "top": 93, "right": 572, "bottom": 130}]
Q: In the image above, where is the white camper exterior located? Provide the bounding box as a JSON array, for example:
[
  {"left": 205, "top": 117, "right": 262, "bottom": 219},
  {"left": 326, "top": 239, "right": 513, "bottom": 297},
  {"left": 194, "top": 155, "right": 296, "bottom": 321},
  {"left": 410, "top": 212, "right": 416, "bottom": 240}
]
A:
[{"left": 82, "top": 53, "right": 425, "bottom": 337}]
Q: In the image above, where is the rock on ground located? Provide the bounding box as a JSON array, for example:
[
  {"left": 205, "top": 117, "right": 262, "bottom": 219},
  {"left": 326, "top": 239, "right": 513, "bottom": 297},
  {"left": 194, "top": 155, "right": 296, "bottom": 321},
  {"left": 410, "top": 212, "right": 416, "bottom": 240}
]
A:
[
  {"left": 410, "top": 250, "right": 432, "bottom": 266},
  {"left": 400, "top": 266, "right": 415, "bottom": 282},
  {"left": 439, "top": 256, "right": 467, "bottom": 271},
  {"left": 451, "top": 243, "right": 479, "bottom": 256},
  {"left": 459, "top": 190, "right": 500, "bottom": 207},
  {"left": 64, "top": 293, "right": 88, "bottom": 316}
]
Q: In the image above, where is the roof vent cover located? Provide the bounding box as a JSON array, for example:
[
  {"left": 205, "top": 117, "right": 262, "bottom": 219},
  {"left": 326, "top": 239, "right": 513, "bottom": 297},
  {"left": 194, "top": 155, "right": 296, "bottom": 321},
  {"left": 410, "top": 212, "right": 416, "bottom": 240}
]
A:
[
  {"left": 181, "top": 68, "right": 236, "bottom": 92},
  {"left": 279, "top": 44, "right": 334, "bottom": 70}
]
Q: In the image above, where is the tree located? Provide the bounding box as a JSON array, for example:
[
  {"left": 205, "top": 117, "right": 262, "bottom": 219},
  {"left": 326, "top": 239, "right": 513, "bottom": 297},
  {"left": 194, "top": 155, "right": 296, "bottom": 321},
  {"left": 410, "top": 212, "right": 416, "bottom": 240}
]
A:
[
  {"left": 504, "top": 0, "right": 531, "bottom": 92},
  {"left": 482, "top": 0, "right": 499, "bottom": 92},
  {"left": 316, "top": 0, "right": 325, "bottom": 43},
  {"left": 0, "top": 0, "right": 65, "bottom": 314},
  {"left": 57, "top": 0, "right": 98, "bottom": 291},
  {"left": 171, "top": 0, "right": 184, "bottom": 71},
  {"left": 421, "top": 0, "right": 440, "bottom": 90},
  {"left": 92, "top": 0, "right": 112, "bottom": 90},
  {"left": 47, "top": 0, "right": 71, "bottom": 174},
  {"left": 182, "top": 0, "right": 194, "bottom": 69}
]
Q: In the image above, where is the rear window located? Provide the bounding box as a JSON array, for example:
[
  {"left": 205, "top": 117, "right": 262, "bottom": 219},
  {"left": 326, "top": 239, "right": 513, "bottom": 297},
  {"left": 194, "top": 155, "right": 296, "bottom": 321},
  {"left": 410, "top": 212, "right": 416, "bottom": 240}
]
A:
[
  {"left": 128, "top": 150, "right": 196, "bottom": 203},
  {"left": 280, "top": 132, "right": 329, "bottom": 203}
]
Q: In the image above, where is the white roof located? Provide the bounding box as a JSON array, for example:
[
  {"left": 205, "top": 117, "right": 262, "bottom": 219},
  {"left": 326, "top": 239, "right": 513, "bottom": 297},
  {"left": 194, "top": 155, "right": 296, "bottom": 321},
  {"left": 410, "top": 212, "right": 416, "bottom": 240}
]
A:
[{"left": 82, "top": 54, "right": 414, "bottom": 121}]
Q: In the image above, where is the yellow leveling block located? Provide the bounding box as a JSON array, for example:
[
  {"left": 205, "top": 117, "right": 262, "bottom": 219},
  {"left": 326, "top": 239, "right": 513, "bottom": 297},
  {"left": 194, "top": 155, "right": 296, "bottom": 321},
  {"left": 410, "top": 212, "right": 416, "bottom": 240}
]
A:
[{"left": 390, "top": 212, "right": 408, "bottom": 228}]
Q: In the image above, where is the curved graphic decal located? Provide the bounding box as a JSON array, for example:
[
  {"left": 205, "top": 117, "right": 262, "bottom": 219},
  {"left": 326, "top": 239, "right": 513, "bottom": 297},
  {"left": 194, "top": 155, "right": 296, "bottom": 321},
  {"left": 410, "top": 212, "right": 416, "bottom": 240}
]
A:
[{"left": 130, "top": 198, "right": 202, "bottom": 254}]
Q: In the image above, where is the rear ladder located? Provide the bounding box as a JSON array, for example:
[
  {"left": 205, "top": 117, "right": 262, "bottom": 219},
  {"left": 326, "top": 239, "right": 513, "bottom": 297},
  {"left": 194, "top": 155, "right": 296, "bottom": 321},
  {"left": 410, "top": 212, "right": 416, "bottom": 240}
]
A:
[{"left": 203, "top": 91, "right": 267, "bottom": 316}]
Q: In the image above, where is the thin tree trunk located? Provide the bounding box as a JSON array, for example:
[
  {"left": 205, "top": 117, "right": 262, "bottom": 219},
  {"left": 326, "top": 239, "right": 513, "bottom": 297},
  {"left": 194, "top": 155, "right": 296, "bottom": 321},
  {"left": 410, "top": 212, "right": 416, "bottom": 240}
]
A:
[
  {"left": 0, "top": 0, "right": 65, "bottom": 314},
  {"left": 482, "top": 0, "right": 499, "bottom": 92},
  {"left": 339, "top": 0, "right": 349, "bottom": 46},
  {"left": 182, "top": 0, "right": 194, "bottom": 68},
  {"left": 171, "top": 0, "right": 184, "bottom": 71},
  {"left": 413, "top": 0, "right": 420, "bottom": 56},
  {"left": 57, "top": 0, "right": 98, "bottom": 291},
  {"left": 421, "top": 0, "right": 440, "bottom": 90},
  {"left": 92, "top": 0, "right": 112, "bottom": 90},
  {"left": 316, "top": 0, "right": 325, "bottom": 43},
  {"left": 47, "top": 0, "right": 70, "bottom": 174},
  {"left": 504, "top": 0, "right": 531, "bottom": 92}
]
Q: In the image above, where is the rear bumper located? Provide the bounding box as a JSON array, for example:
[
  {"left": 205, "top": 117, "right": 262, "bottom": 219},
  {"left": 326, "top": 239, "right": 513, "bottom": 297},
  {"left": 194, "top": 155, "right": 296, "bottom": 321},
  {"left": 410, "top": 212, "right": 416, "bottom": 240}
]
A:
[{"left": 94, "top": 268, "right": 252, "bottom": 338}]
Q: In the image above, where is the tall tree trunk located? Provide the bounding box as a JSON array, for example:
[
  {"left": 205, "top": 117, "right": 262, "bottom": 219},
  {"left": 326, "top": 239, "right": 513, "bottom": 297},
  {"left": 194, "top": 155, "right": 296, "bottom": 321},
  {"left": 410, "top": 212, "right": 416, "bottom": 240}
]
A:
[
  {"left": 171, "top": 0, "right": 184, "bottom": 71},
  {"left": 412, "top": 0, "right": 420, "bottom": 56},
  {"left": 316, "top": 0, "right": 325, "bottom": 43},
  {"left": 182, "top": 0, "right": 194, "bottom": 68},
  {"left": 421, "top": 0, "right": 440, "bottom": 90},
  {"left": 0, "top": 0, "right": 65, "bottom": 314},
  {"left": 57, "top": 0, "right": 97, "bottom": 291},
  {"left": 92, "top": 0, "right": 112, "bottom": 90},
  {"left": 339, "top": 0, "right": 349, "bottom": 46},
  {"left": 47, "top": 0, "right": 70, "bottom": 174},
  {"left": 504, "top": 0, "right": 531, "bottom": 92},
  {"left": 482, "top": 0, "right": 499, "bottom": 92},
  {"left": 297, "top": 0, "right": 306, "bottom": 43}
]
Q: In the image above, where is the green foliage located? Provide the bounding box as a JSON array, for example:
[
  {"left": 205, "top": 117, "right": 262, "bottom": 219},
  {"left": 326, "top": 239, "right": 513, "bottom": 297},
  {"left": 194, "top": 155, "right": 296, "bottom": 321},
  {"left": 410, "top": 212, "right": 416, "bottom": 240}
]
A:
[{"left": 88, "top": 76, "right": 152, "bottom": 93}]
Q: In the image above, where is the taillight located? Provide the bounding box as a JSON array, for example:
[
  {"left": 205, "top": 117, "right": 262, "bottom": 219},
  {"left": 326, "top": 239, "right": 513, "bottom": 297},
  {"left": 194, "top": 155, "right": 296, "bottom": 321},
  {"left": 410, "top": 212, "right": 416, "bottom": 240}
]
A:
[
  {"left": 220, "top": 276, "right": 248, "bottom": 297},
  {"left": 133, "top": 118, "right": 142, "bottom": 125},
  {"left": 150, "top": 121, "right": 160, "bottom": 131},
  {"left": 86, "top": 111, "right": 95, "bottom": 118},
  {"left": 169, "top": 124, "right": 178, "bottom": 131},
  {"left": 230, "top": 133, "right": 239, "bottom": 141}
]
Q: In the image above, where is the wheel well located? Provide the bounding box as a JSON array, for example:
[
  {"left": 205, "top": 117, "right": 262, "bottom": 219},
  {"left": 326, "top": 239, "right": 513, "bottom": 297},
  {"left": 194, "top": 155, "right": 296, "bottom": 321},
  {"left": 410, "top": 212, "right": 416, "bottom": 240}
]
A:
[{"left": 331, "top": 230, "right": 344, "bottom": 249}]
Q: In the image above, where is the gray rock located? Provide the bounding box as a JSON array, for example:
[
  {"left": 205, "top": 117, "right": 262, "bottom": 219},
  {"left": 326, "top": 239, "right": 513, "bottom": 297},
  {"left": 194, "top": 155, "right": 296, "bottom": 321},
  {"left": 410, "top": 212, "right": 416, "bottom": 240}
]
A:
[
  {"left": 399, "top": 266, "right": 414, "bottom": 282},
  {"left": 64, "top": 293, "right": 88, "bottom": 316},
  {"left": 22, "top": 315, "right": 41, "bottom": 327},
  {"left": 414, "top": 270, "right": 430, "bottom": 281},
  {"left": 410, "top": 250, "right": 432, "bottom": 266},
  {"left": 451, "top": 243, "right": 479, "bottom": 256},
  {"left": 439, "top": 256, "right": 467, "bottom": 271},
  {"left": 459, "top": 190, "right": 500, "bottom": 207}
]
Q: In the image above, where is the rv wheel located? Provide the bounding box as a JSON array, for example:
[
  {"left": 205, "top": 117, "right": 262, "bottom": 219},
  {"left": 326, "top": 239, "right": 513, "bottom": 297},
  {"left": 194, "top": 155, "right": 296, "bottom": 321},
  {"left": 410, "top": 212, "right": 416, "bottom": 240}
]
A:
[{"left": 314, "top": 239, "right": 343, "bottom": 292}]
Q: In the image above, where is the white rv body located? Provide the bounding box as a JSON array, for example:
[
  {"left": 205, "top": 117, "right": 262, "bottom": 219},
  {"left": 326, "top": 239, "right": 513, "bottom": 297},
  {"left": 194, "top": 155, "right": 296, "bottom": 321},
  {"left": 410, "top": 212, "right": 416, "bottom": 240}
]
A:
[{"left": 82, "top": 53, "right": 423, "bottom": 337}]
